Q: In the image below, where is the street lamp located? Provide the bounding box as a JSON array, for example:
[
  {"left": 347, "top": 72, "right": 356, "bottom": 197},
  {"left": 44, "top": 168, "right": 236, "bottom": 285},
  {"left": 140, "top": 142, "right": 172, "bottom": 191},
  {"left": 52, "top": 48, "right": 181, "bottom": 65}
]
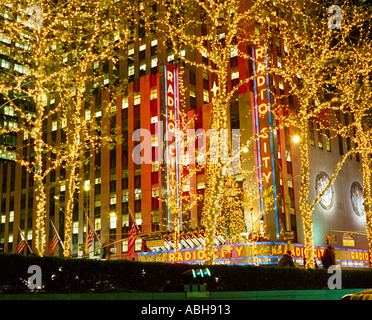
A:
[{"left": 293, "top": 135, "right": 300, "bottom": 144}]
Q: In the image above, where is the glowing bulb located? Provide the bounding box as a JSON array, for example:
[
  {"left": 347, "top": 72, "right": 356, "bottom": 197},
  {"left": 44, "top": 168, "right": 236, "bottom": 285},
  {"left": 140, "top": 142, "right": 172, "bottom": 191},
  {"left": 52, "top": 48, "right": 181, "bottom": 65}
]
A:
[{"left": 293, "top": 135, "right": 300, "bottom": 143}]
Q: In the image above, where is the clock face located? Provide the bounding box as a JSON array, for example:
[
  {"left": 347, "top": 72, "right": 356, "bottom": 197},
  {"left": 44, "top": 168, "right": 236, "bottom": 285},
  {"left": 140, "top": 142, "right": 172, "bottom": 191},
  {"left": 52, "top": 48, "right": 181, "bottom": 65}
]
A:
[
  {"left": 315, "top": 172, "right": 334, "bottom": 210},
  {"left": 350, "top": 182, "right": 365, "bottom": 217}
]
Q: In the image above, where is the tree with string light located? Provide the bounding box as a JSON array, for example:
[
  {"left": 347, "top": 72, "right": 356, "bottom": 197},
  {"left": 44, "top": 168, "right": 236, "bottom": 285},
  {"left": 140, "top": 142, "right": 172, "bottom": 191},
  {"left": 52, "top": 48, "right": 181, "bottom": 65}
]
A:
[
  {"left": 158, "top": 0, "right": 271, "bottom": 265},
  {"left": 55, "top": 0, "right": 136, "bottom": 258},
  {"left": 329, "top": 21, "right": 372, "bottom": 264},
  {"left": 0, "top": 0, "right": 134, "bottom": 256},
  {"left": 252, "top": 0, "right": 371, "bottom": 268},
  {"left": 0, "top": 1, "right": 79, "bottom": 256},
  {"left": 216, "top": 174, "right": 246, "bottom": 244}
]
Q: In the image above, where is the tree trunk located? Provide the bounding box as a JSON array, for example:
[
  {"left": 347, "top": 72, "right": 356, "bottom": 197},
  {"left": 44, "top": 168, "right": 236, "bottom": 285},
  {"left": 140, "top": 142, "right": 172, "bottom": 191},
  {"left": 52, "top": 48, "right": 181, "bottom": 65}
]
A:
[{"left": 298, "top": 118, "right": 315, "bottom": 269}]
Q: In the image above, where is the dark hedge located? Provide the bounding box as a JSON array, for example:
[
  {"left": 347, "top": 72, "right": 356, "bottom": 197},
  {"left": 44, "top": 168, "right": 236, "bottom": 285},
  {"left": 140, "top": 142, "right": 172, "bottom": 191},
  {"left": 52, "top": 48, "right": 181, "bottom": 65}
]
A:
[{"left": 1, "top": 253, "right": 371, "bottom": 293}]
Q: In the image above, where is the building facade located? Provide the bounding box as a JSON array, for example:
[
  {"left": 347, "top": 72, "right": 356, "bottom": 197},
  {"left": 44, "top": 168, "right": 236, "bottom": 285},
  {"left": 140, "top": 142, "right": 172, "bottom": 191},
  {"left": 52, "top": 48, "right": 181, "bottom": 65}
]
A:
[{"left": 0, "top": 1, "right": 370, "bottom": 267}]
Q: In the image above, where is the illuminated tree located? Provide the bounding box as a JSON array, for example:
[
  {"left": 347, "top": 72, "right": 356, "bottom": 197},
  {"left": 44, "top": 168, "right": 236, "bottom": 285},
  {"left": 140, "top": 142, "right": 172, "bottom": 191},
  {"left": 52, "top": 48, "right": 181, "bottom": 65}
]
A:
[
  {"left": 253, "top": 0, "right": 371, "bottom": 268},
  {"left": 330, "top": 24, "right": 372, "bottom": 264},
  {"left": 161, "top": 65, "right": 204, "bottom": 259},
  {"left": 158, "top": 0, "right": 267, "bottom": 265},
  {"left": 0, "top": 0, "right": 134, "bottom": 256},
  {"left": 216, "top": 175, "right": 246, "bottom": 244},
  {"left": 55, "top": 0, "right": 133, "bottom": 258},
  {"left": 0, "top": 1, "right": 77, "bottom": 256}
]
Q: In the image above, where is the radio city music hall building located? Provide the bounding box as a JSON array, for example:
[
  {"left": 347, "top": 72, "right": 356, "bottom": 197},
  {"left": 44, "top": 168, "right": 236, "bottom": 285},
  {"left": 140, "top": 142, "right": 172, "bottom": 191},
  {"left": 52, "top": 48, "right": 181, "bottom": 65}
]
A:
[{"left": 0, "top": 1, "right": 370, "bottom": 268}]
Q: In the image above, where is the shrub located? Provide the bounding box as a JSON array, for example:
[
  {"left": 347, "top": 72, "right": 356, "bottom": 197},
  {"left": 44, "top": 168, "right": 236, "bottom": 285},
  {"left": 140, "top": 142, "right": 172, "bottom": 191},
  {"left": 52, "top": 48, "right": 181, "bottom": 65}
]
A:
[{"left": 1, "top": 253, "right": 371, "bottom": 293}]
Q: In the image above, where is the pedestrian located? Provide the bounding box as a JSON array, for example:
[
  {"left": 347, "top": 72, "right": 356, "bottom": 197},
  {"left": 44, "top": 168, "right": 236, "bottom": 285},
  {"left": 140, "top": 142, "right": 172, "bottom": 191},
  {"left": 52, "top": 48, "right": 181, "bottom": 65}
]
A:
[
  {"left": 278, "top": 250, "right": 296, "bottom": 267},
  {"left": 321, "top": 246, "right": 336, "bottom": 269}
]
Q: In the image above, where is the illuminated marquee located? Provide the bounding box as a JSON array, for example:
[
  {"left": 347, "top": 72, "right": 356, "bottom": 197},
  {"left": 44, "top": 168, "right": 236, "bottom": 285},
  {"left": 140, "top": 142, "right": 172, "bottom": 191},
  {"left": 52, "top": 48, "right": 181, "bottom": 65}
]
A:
[
  {"left": 139, "top": 242, "right": 370, "bottom": 268},
  {"left": 252, "top": 46, "right": 279, "bottom": 238},
  {"left": 164, "top": 63, "right": 180, "bottom": 228}
]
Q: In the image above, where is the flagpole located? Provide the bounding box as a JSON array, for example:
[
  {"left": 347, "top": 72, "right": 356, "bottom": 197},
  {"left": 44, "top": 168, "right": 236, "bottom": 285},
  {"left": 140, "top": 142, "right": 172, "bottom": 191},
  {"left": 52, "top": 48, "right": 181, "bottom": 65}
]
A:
[
  {"left": 88, "top": 217, "right": 102, "bottom": 246},
  {"left": 128, "top": 207, "right": 140, "bottom": 231},
  {"left": 50, "top": 220, "right": 65, "bottom": 251},
  {"left": 17, "top": 225, "right": 33, "bottom": 254},
  {"left": 127, "top": 207, "right": 141, "bottom": 258}
]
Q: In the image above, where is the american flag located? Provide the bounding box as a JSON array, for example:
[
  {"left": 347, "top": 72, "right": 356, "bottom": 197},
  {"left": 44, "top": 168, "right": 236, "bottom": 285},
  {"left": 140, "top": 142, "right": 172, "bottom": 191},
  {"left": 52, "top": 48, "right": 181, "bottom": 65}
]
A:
[
  {"left": 127, "top": 223, "right": 137, "bottom": 256},
  {"left": 16, "top": 240, "right": 25, "bottom": 254},
  {"left": 49, "top": 234, "right": 59, "bottom": 255},
  {"left": 87, "top": 228, "right": 95, "bottom": 249}
]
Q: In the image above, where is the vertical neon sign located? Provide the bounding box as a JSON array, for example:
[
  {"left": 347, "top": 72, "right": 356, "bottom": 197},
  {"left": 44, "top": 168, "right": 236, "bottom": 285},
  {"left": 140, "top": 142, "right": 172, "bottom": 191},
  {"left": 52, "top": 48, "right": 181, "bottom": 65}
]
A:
[
  {"left": 252, "top": 46, "right": 279, "bottom": 239},
  {"left": 164, "top": 63, "right": 180, "bottom": 230}
]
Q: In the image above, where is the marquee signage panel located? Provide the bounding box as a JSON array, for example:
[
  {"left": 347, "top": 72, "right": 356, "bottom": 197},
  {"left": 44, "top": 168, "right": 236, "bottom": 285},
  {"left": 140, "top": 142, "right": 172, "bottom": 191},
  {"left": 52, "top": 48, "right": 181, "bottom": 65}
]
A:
[
  {"left": 164, "top": 63, "right": 180, "bottom": 229},
  {"left": 138, "top": 242, "right": 370, "bottom": 268},
  {"left": 251, "top": 45, "right": 279, "bottom": 238}
]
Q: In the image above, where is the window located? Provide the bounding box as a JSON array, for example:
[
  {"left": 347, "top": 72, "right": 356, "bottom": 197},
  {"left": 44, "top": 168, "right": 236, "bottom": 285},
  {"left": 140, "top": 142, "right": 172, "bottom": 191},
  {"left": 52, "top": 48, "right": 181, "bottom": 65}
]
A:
[
  {"left": 14, "top": 63, "right": 29, "bottom": 74},
  {"left": 203, "top": 89, "right": 209, "bottom": 103},
  {"left": 152, "top": 210, "right": 159, "bottom": 223},
  {"left": 134, "top": 92, "right": 140, "bottom": 106},
  {"left": 344, "top": 114, "right": 351, "bottom": 156},
  {"left": 231, "top": 71, "right": 239, "bottom": 80},
  {"left": 61, "top": 118, "right": 67, "bottom": 128},
  {"left": 230, "top": 46, "right": 238, "bottom": 58},
  {"left": 0, "top": 59, "right": 10, "bottom": 69},
  {"left": 122, "top": 239, "right": 128, "bottom": 252},
  {"left": 122, "top": 189, "right": 129, "bottom": 202},
  {"left": 128, "top": 64, "right": 134, "bottom": 76},
  {"left": 279, "top": 77, "right": 284, "bottom": 90},
  {"left": 73, "top": 222, "right": 79, "bottom": 234},
  {"left": 135, "top": 212, "right": 142, "bottom": 226},
  {"left": 309, "top": 121, "right": 315, "bottom": 146},
  {"left": 336, "top": 111, "right": 344, "bottom": 155},
  {"left": 135, "top": 239, "right": 142, "bottom": 251},
  {"left": 139, "top": 60, "right": 146, "bottom": 73},
  {"left": 104, "top": 74, "right": 109, "bottom": 85},
  {"left": 110, "top": 193, "right": 116, "bottom": 205},
  {"left": 325, "top": 129, "right": 331, "bottom": 152},
  {"left": 122, "top": 214, "right": 129, "bottom": 227},
  {"left": 150, "top": 87, "right": 157, "bottom": 100},
  {"left": 0, "top": 35, "right": 11, "bottom": 44},
  {"left": 151, "top": 57, "right": 157, "bottom": 68},
  {"left": 122, "top": 96, "right": 128, "bottom": 109},
  {"left": 202, "top": 69, "right": 208, "bottom": 80},
  {"left": 317, "top": 124, "right": 323, "bottom": 149},
  {"left": 277, "top": 56, "right": 282, "bottom": 68},
  {"left": 4, "top": 105, "right": 14, "bottom": 116},
  {"left": 95, "top": 217, "right": 101, "bottom": 231},
  {"left": 190, "top": 87, "right": 196, "bottom": 98},
  {"left": 167, "top": 52, "right": 174, "bottom": 62},
  {"left": 110, "top": 214, "right": 117, "bottom": 229}
]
